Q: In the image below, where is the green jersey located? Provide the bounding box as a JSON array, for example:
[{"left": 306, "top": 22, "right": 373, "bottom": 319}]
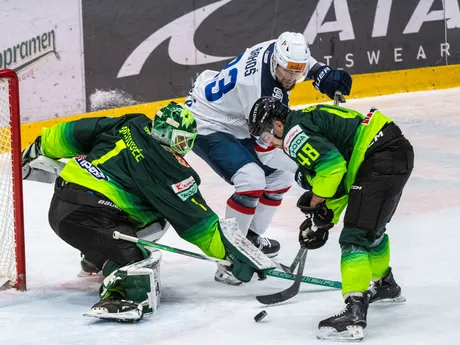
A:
[
  {"left": 41, "top": 114, "right": 225, "bottom": 259},
  {"left": 282, "top": 104, "right": 392, "bottom": 223}
]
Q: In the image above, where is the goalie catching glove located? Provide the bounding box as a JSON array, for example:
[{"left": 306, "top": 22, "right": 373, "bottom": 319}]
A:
[
  {"left": 21, "top": 135, "right": 62, "bottom": 183},
  {"left": 22, "top": 136, "right": 43, "bottom": 179},
  {"left": 297, "top": 191, "right": 334, "bottom": 250}
]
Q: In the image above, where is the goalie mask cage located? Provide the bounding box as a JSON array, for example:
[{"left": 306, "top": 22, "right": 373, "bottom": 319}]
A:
[{"left": 0, "top": 69, "right": 26, "bottom": 290}]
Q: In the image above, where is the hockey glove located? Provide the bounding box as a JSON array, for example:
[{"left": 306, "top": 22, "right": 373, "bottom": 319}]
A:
[
  {"left": 299, "top": 215, "right": 330, "bottom": 249},
  {"left": 297, "top": 191, "right": 334, "bottom": 250},
  {"left": 226, "top": 252, "right": 260, "bottom": 282},
  {"left": 313, "top": 66, "right": 352, "bottom": 100},
  {"left": 295, "top": 169, "right": 312, "bottom": 191},
  {"left": 217, "top": 219, "right": 275, "bottom": 283},
  {"left": 21, "top": 136, "right": 43, "bottom": 179}
]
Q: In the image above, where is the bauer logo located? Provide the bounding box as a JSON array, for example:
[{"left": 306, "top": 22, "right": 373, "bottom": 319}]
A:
[
  {"left": 75, "top": 156, "right": 110, "bottom": 181},
  {"left": 0, "top": 30, "right": 61, "bottom": 73}
]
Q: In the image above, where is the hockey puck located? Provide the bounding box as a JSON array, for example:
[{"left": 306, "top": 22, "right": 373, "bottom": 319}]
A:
[{"left": 254, "top": 310, "right": 267, "bottom": 322}]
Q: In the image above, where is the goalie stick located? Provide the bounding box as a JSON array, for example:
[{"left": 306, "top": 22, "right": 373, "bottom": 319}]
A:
[
  {"left": 113, "top": 231, "right": 232, "bottom": 266},
  {"left": 256, "top": 248, "right": 308, "bottom": 305},
  {"left": 114, "top": 232, "right": 341, "bottom": 289}
]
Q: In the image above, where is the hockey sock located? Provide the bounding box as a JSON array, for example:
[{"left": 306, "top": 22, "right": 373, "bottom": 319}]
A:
[
  {"left": 249, "top": 191, "right": 284, "bottom": 235},
  {"left": 226, "top": 191, "right": 262, "bottom": 236},
  {"left": 340, "top": 245, "right": 372, "bottom": 296},
  {"left": 369, "top": 234, "right": 391, "bottom": 280}
]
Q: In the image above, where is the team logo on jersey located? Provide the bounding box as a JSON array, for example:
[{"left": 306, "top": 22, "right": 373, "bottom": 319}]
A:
[
  {"left": 75, "top": 156, "right": 110, "bottom": 181},
  {"left": 283, "top": 125, "right": 309, "bottom": 158},
  {"left": 171, "top": 176, "right": 198, "bottom": 201},
  {"left": 173, "top": 154, "right": 190, "bottom": 167},
  {"left": 272, "top": 87, "right": 283, "bottom": 100}
]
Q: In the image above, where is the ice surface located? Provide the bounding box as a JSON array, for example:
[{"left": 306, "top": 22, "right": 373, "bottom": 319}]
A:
[{"left": 1, "top": 88, "right": 459, "bottom": 345}]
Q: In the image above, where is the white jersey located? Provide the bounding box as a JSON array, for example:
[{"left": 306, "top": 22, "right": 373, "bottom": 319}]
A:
[{"left": 185, "top": 39, "right": 318, "bottom": 139}]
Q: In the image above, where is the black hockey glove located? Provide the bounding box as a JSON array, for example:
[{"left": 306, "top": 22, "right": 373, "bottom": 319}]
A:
[
  {"left": 297, "top": 191, "right": 334, "bottom": 250},
  {"left": 313, "top": 66, "right": 352, "bottom": 100},
  {"left": 295, "top": 169, "right": 313, "bottom": 191}
]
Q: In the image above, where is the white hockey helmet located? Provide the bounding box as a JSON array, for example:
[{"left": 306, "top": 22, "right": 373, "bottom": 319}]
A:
[{"left": 273, "top": 32, "right": 310, "bottom": 73}]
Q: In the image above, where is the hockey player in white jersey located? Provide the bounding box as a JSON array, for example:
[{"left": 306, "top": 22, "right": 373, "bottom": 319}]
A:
[{"left": 185, "top": 32, "right": 352, "bottom": 284}]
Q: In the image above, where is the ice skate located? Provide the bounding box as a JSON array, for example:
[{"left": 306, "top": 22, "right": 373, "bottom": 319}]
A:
[
  {"left": 317, "top": 295, "right": 368, "bottom": 342},
  {"left": 246, "top": 230, "right": 280, "bottom": 258},
  {"left": 83, "top": 291, "right": 143, "bottom": 322},
  {"left": 77, "top": 254, "right": 101, "bottom": 277},
  {"left": 214, "top": 264, "right": 242, "bottom": 286},
  {"left": 367, "top": 268, "right": 406, "bottom": 304}
]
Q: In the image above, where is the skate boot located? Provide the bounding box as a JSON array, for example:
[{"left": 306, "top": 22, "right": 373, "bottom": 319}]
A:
[
  {"left": 367, "top": 268, "right": 406, "bottom": 303},
  {"left": 214, "top": 264, "right": 242, "bottom": 286},
  {"left": 78, "top": 253, "right": 102, "bottom": 277},
  {"left": 317, "top": 294, "right": 369, "bottom": 342},
  {"left": 85, "top": 290, "right": 143, "bottom": 322},
  {"left": 246, "top": 230, "right": 280, "bottom": 258}
]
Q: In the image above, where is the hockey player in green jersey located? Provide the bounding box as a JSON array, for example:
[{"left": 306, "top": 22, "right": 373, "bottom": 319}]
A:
[
  {"left": 248, "top": 97, "right": 414, "bottom": 341},
  {"left": 21, "top": 102, "right": 274, "bottom": 322}
]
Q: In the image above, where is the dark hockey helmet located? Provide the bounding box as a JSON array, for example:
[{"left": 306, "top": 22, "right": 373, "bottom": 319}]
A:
[
  {"left": 152, "top": 101, "right": 198, "bottom": 155},
  {"left": 248, "top": 97, "right": 289, "bottom": 137}
]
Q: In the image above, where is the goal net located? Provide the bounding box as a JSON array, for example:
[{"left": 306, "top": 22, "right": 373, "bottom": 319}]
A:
[{"left": 0, "top": 69, "right": 26, "bottom": 290}]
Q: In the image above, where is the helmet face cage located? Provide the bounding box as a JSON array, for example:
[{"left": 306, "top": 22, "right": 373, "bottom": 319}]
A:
[
  {"left": 170, "top": 129, "right": 197, "bottom": 156},
  {"left": 152, "top": 102, "right": 198, "bottom": 155}
]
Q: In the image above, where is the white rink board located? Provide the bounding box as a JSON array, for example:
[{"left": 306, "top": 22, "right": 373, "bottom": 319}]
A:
[{"left": 0, "top": 0, "right": 85, "bottom": 122}]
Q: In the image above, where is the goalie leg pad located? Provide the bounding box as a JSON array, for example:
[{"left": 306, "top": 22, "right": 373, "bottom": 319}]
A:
[
  {"left": 84, "top": 248, "right": 162, "bottom": 322},
  {"left": 219, "top": 218, "right": 275, "bottom": 271}
]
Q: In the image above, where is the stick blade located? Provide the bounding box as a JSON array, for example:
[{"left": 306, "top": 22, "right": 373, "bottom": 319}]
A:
[
  {"left": 255, "top": 286, "right": 300, "bottom": 305},
  {"left": 255, "top": 249, "right": 307, "bottom": 305}
]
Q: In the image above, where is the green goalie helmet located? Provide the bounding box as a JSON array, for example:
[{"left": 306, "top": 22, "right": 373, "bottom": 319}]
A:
[{"left": 152, "top": 101, "right": 198, "bottom": 155}]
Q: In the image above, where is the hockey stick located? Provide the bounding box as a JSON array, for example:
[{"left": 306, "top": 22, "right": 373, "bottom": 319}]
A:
[
  {"left": 276, "top": 247, "right": 305, "bottom": 274},
  {"left": 256, "top": 248, "right": 308, "bottom": 304},
  {"left": 265, "top": 269, "right": 341, "bottom": 289},
  {"left": 113, "top": 231, "right": 232, "bottom": 266},
  {"left": 333, "top": 90, "right": 345, "bottom": 106},
  {"left": 114, "top": 231, "right": 340, "bottom": 288}
]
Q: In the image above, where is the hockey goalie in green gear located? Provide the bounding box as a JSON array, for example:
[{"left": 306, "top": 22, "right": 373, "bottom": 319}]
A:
[{"left": 22, "top": 102, "right": 275, "bottom": 322}]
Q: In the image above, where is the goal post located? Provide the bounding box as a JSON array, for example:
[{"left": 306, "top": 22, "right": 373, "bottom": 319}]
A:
[{"left": 0, "top": 69, "right": 26, "bottom": 290}]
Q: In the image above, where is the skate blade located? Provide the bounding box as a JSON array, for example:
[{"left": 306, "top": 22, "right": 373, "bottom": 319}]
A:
[
  {"left": 77, "top": 270, "right": 101, "bottom": 278},
  {"left": 83, "top": 309, "right": 142, "bottom": 322},
  {"left": 371, "top": 294, "right": 406, "bottom": 304},
  {"left": 214, "top": 276, "right": 242, "bottom": 286},
  {"left": 317, "top": 325, "right": 364, "bottom": 342}
]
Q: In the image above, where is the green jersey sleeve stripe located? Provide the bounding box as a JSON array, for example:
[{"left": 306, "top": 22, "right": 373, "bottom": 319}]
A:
[{"left": 41, "top": 123, "right": 80, "bottom": 158}]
